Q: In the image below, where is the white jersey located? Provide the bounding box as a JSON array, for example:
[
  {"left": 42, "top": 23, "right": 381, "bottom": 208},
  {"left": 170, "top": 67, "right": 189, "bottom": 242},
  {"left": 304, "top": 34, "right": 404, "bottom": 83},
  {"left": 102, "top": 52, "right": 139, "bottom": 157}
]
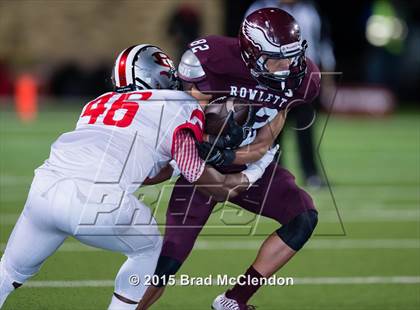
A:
[{"left": 37, "top": 89, "right": 204, "bottom": 193}]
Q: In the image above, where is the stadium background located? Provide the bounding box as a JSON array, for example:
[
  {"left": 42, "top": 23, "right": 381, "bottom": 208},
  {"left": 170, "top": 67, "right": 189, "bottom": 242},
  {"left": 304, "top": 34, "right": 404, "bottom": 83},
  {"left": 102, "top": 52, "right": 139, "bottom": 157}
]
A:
[{"left": 0, "top": 0, "right": 419, "bottom": 309}]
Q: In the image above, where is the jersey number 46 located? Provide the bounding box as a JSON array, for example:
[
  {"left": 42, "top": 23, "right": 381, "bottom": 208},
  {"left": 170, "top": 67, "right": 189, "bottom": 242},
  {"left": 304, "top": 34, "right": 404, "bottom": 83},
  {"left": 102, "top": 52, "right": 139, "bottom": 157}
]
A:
[{"left": 81, "top": 91, "right": 152, "bottom": 128}]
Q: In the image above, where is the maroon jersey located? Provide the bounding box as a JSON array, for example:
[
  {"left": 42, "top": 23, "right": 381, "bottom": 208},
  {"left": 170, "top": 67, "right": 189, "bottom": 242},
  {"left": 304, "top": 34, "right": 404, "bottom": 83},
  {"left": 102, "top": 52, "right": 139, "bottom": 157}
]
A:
[{"left": 178, "top": 35, "right": 321, "bottom": 144}]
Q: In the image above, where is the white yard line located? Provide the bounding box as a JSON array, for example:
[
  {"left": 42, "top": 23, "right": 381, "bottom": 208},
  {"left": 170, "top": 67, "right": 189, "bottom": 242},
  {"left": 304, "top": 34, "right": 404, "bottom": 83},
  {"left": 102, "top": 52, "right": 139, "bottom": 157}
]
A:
[
  {"left": 195, "top": 239, "right": 420, "bottom": 250},
  {"left": 1, "top": 173, "right": 417, "bottom": 188},
  {"left": 0, "top": 175, "right": 32, "bottom": 186},
  {"left": 294, "top": 276, "right": 420, "bottom": 285},
  {"left": 26, "top": 280, "right": 115, "bottom": 288},
  {"left": 1, "top": 239, "right": 419, "bottom": 253},
  {"left": 1, "top": 208, "right": 419, "bottom": 225},
  {"left": 23, "top": 276, "right": 420, "bottom": 288}
]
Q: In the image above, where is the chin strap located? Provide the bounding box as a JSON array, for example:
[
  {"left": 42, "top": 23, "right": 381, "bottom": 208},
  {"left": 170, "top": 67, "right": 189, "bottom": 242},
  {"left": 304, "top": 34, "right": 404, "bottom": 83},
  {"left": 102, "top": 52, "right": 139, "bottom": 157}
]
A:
[{"left": 114, "top": 84, "right": 136, "bottom": 93}]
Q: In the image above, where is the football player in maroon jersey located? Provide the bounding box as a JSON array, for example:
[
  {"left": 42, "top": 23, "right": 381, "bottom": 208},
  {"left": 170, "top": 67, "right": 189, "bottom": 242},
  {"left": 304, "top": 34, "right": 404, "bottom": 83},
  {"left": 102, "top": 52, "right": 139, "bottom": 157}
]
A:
[{"left": 137, "top": 8, "right": 320, "bottom": 310}]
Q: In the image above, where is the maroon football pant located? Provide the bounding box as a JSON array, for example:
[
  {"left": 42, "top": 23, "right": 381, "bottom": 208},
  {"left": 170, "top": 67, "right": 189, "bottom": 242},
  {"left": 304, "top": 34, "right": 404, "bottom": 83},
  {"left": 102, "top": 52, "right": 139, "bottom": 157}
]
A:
[{"left": 160, "top": 163, "right": 316, "bottom": 263}]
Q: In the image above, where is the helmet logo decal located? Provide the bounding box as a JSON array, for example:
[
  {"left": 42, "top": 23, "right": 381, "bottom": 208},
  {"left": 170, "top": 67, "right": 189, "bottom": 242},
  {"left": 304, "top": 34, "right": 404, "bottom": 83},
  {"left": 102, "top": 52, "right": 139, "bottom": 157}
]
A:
[
  {"left": 243, "top": 19, "right": 280, "bottom": 53},
  {"left": 153, "top": 52, "right": 174, "bottom": 69},
  {"left": 153, "top": 52, "right": 176, "bottom": 77}
]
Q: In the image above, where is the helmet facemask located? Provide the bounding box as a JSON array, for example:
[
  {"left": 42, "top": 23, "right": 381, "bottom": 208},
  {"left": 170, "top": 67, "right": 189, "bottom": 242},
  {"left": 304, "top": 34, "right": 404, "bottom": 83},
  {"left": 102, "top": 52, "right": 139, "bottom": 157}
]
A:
[
  {"left": 251, "top": 40, "right": 308, "bottom": 92},
  {"left": 148, "top": 51, "right": 182, "bottom": 90}
]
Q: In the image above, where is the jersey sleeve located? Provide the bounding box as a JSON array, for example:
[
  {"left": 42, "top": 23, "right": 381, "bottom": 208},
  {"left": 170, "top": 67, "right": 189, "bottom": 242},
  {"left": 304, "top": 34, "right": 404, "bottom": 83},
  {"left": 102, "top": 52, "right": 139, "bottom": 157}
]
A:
[
  {"left": 287, "top": 59, "right": 321, "bottom": 110},
  {"left": 171, "top": 129, "right": 205, "bottom": 183},
  {"left": 302, "top": 59, "right": 321, "bottom": 104}
]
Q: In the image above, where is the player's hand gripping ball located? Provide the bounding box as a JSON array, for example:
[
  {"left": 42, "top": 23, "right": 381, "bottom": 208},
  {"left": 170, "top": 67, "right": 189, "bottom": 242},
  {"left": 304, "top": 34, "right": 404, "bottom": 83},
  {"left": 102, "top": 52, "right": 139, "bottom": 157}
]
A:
[
  {"left": 204, "top": 96, "right": 254, "bottom": 149},
  {"left": 195, "top": 141, "right": 235, "bottom": 167}
]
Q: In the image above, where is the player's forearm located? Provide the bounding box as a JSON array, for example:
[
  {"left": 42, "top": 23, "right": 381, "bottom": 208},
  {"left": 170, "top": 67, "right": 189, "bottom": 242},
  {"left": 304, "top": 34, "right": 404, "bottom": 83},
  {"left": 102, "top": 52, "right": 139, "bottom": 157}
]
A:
[
  {"left": 220, "top": 173, "right": 250, "bottom": 200},
  {"left": 233, "top": 142, "right": 271, "bottom": 165},
  {"left": 194, "top": 142, "right": 278, "bottom": 201},
  {"left": 198, "top": 174, "right": 249, "bottom": 202},
  {"left": 195, "top": 167, "right": 249, "bottom": 202},
  {"left": 199, "top": 144, "right": 277, "bottom": 200},
  {"left": 143, "top": 165, "right": 174, "bottom": 185},
  {"left": 233, "top": 110, "right": 286, "bottom": 165}
]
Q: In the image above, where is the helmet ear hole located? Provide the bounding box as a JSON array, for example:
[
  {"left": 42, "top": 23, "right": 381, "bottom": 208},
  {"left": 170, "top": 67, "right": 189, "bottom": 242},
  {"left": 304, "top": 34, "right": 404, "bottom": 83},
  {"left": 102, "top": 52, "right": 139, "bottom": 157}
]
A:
[{"left": 110, "top": 73, "right": 116, "bottom": 90}]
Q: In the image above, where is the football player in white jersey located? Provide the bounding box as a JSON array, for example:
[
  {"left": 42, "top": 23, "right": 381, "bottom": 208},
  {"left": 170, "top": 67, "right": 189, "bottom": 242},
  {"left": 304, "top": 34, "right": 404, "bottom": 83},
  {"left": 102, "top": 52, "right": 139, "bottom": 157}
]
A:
[{"left": 0, "top": 44, "right": 276, "bottom": 309}]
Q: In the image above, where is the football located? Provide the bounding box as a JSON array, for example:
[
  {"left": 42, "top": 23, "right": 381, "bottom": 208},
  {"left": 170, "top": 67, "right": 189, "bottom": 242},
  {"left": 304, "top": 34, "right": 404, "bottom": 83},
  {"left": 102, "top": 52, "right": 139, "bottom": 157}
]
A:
[{"left": 204, "top": 96, "right": 251, "bottom": 136}]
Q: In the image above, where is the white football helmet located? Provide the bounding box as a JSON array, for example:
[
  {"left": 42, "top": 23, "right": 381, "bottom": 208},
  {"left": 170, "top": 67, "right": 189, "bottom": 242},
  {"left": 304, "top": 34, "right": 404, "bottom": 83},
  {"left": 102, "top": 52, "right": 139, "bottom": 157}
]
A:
[{"left": 112, "top": 44, "right": 181, "bottom": 92}]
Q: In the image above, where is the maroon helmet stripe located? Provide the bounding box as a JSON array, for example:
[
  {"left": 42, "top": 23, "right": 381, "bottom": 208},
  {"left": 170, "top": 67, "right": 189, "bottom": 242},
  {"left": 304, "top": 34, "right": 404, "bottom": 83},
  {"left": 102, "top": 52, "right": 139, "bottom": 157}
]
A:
[{"left": 118, "top": 46, "right": 135, "bottom": 86}]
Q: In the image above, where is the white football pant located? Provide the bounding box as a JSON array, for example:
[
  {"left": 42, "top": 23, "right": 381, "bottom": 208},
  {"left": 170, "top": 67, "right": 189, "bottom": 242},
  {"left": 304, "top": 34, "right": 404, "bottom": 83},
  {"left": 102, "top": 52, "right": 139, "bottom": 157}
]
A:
[{"left": 0, "top": 170, "right": 162, "bottom": 309}]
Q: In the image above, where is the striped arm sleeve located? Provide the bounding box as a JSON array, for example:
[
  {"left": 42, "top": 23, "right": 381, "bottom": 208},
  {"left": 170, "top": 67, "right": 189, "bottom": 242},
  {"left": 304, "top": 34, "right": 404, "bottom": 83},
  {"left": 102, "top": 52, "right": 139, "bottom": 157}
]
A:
[{"left": 172, "top": 129, "right": 205, "bottom": 183}]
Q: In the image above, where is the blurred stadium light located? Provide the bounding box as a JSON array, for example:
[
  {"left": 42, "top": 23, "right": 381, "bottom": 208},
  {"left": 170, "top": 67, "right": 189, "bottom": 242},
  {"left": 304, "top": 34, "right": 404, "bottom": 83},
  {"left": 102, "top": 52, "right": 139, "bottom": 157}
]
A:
[{"left": 365, "top": 0, "right": 407, "bottom": 52}]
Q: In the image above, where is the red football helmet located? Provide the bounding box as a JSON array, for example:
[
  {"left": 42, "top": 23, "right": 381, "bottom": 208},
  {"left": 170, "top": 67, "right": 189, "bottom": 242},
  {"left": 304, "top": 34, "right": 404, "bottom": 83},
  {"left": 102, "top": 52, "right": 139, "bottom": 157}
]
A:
[{"left": 239, "top": 8, "right": 307, "bottom": 92}]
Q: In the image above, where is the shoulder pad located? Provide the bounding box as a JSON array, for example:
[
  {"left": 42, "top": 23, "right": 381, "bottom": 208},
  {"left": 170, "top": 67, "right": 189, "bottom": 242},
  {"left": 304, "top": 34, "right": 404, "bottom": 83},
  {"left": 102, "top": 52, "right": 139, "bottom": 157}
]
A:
[{"left": 178, "top": 49, "right": 206, "bottom": 82}]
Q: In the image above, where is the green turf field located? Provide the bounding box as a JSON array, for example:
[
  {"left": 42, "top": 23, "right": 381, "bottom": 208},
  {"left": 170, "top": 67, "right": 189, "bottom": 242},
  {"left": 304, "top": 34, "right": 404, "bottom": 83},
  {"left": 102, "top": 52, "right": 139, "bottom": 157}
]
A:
[{"left": 0, "top": 106, "right": 419, "bottom": 309}]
